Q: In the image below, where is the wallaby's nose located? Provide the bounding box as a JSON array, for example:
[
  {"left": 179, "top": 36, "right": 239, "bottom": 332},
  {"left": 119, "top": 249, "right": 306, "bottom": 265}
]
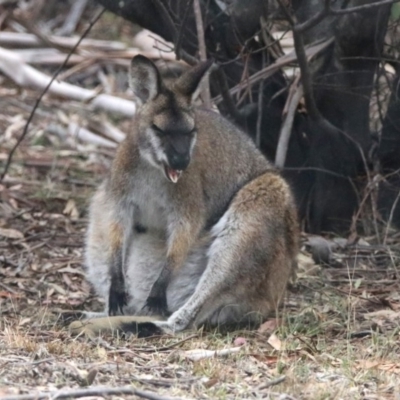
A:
[{"left": 168, "top": 152, "right": 190, "bottom": 171}]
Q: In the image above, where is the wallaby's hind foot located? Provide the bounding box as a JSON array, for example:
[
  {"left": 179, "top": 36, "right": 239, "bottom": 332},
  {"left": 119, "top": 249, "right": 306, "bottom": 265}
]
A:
[{"left": 69, "top": 315, "right": 166, "bottom": 338}]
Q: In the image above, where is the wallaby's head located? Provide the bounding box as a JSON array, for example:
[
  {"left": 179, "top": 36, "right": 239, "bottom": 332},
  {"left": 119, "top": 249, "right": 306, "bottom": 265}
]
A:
[{"left": 129, "top": 55, "right": 213, "bottom": 183}]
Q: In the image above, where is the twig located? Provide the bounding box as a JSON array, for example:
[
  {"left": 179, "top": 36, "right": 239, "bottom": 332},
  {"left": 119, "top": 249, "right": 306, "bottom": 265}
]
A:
[
  {"left": 255, "top": 21, "right": 266, "bottom": 148},
  {"left": 214, "top": 68, "right": 242, "bottom": 121},
  {"left": 115, "top": 333, "right": 198, "bottom": 353},
  {"left": 294, "top": 0, "right": 399, "bottom": 33},
  {"left": 193, "top": 0, "right": 211, "bottom": 108},
  {"left": 255, "top": 75, "right": 264, "bottom": 148},
  {"left": 275, "top": 78, "right": 303, "bottom": 168},
  {"left": 175, "top": 0, "right": 194, "bottom": 60},
  {"left": 0, "top": 7, "right": 105, "bottom": 182},
  {"left": 57, "top": 0, "right": 89, "bottom": 36},
  {"left": 151, "top": 0, "right": 178, "bottom": 43},
  {"left": 0, "top": 31, "right": 126, "bottom": 50},
  {"left": 331, "top": 0, "right": 400, "bottom": 15},
  {"left": 68, "top": 122, "right": 118, "bottom": 148},
  {"left": 151, "top": 0, "right": 198, "bottom": 66},
  {"left": 274, "top": 0, "right": 323, "bottom": 123},
  {"left": 283, "top": 166, "right": 348, "bottom": 179},
  {"left": 257, "top": 375, "right": 286, "bottom": 390},
  {"left": 383, "top": 185, "right": 400, "bottom": 245},
  {"left": 0, "top": 386, "right": 184, "bottom": 400},
  {"left": 295, "top": 0, "right": 330, "bottom": 33},
  {"left": 212, "top": 37, "right": 333, "bottom": 104},
  {"left": 269, "top": 392, "right": 299, "bottom": 400}
]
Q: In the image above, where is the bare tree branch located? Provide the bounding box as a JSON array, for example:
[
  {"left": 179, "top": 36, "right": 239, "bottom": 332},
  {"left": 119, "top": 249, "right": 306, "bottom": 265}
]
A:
[
  {"left": 331, "top": 0, "right": 400, "bottom": 15},
  {"left": 151, "top": 0, "right": 198, "bottom": 65},
  {"left": 295, "top": 0, "right": 399, "bottom": 33}
]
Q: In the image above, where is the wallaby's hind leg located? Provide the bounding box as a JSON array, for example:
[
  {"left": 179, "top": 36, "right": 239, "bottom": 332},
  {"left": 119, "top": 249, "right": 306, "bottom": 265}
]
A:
[{"left": 158, "top": 172, "right": 298, "bottom": 332}]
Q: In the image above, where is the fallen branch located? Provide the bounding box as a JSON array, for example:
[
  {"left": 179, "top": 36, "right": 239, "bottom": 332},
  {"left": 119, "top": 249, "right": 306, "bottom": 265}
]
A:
[
  {"left": 88, "top": 119, "right": 126, "bottom": 143},
  {"left": 0, "top": 31, "right": 126, "bottom": 51},
  {"left": 68, "top": 122, "right": 118, "bottom": 148},
  {"left": 0, "top": 386, "right": 185, "bottom": 400},
  {"left": 14, "top": 48, "right": 176, "bottom": 66},
  {"left": 0, "top": 47, "right": 136, "bottom": 116}
]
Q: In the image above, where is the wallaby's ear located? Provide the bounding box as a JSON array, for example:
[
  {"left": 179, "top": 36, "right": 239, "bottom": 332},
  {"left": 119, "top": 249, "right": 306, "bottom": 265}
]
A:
[
  {"left": 129, "top": 55, "right": 162, "bottom": 105},
  {"left": 175, "top": 59, "right": 214, "bottom": 104}
]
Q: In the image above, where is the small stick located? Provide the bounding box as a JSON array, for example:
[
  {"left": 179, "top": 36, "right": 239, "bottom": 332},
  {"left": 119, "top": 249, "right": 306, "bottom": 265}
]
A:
[
  {"left": 1, "top": 386, "right": 184, "bottom": 400},
  {"left": 257, "top": 375, "right": 286, "bottom": 390}
]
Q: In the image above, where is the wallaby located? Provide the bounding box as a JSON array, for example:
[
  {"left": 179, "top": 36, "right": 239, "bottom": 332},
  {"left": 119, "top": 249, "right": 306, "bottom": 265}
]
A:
[{"left": 70, "top": 55, "right": 299, "bottom": 337}]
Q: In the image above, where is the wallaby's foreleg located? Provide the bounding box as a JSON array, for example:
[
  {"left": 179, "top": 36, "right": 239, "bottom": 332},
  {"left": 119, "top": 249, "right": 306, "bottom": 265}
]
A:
[
  {"left": 107, "top": 209, "right": 135, "bottom": 315},
  {"left": 86, "top": 185, "right": 134, "bottom": 316}
]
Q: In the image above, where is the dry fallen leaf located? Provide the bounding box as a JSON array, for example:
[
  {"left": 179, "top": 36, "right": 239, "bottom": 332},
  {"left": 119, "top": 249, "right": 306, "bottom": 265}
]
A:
[
  {"left": 0, "top": 291, "right": 22, "bottom": 299},
  {"left": 18, "top": 318, "right": 31, "bottom": 326},
  {"left": 181, "top": 346, "right": 242, "bottom": 361},
  {"left": 258, "top": 318, "right": 281, "bottom": 334},
  {"left": 63, "top": 199, "right": 80, "bottom": 219},
  {"left": 0, "top": 227, "right": 24, "bottom": 239},
  {"left": 233, "top": 337, "right": 247, "bottom": 346},
  {"left": 356, "top": 360, "right": 400, "bottom": 374},
  {"left": 267, "top": 333, "right": 284, "bottom": 351}
]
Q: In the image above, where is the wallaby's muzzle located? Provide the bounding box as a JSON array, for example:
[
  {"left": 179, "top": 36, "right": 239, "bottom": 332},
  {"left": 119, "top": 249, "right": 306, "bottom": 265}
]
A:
[
  {"left": 163, "top": 135, "right": 193, "bottom": 183},
  {"left": 163, "top": 164, "right": 183, "bottom": 183}
]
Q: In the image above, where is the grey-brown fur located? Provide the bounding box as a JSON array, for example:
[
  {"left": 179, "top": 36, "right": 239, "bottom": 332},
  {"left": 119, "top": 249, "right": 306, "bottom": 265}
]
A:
[{"left": 81, "top": 55, "right": 299, "bottom": 335}]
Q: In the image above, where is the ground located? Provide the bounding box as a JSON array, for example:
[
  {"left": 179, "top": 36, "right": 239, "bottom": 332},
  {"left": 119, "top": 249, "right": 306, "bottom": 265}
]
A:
[{"left": 1, "top": 12, "right": 400, "bottom": 400}]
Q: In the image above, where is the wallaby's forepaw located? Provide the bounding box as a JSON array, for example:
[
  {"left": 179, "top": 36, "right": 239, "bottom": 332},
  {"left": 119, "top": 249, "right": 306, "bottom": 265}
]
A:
[
  {"left": 143, "top": 294, "right": 168, "bottom": 316},
  {"left": 166, "top": 309, "right": 191, "bottom": 332},
  {"left": 108, "top": 287, "right": 127, "bottom": 316},
  {"left": 144, "top": 278, "right": 168, "bottom": 316}
]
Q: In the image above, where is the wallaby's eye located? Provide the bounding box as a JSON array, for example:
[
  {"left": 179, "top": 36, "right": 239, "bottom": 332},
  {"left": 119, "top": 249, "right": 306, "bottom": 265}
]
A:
[{"left": 152, "top": 124, "right": 165, "bottom": 136}]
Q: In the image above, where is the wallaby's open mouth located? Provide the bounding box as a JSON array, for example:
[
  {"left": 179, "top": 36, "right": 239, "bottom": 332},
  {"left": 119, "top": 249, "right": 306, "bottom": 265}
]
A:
[{"left": 164, "top": 165, "right": 182, "bottom": 183}]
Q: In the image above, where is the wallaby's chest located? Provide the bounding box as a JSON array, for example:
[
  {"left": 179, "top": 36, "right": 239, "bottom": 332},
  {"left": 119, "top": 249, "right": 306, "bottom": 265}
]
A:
[{"left": 130, "top": 170, "right": 168, "bottom": 233}]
